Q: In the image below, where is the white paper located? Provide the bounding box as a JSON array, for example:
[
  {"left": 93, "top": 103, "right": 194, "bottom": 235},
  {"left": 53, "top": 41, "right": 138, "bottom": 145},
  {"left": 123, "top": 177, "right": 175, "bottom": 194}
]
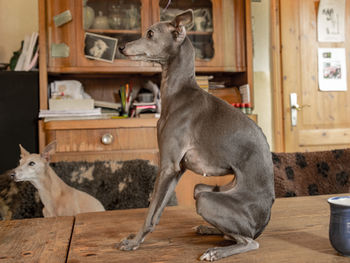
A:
[
  {"left": 317, "top": 0, "right": 345, "bottom": 42},
  {"left": 318, "top": 48, "right": 347, "bottom": 91}
]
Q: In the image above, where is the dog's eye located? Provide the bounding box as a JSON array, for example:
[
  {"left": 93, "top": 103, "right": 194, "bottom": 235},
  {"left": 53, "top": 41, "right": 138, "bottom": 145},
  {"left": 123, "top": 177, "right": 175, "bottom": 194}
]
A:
[
  {"left": 28, "top": 161, "right": 36, "bottom": 166},
  {"left": 147, "top": 30, "right": 154, "bottom": 39}
]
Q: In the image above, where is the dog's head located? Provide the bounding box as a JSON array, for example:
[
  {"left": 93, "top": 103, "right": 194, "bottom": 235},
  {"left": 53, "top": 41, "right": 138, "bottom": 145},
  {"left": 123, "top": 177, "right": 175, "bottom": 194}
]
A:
[
  {"left": 119, "top": 9, "right": 194, "bottom": 63},
  {"left": 11, "top": 142, "right": 56, "bottom": 183}
]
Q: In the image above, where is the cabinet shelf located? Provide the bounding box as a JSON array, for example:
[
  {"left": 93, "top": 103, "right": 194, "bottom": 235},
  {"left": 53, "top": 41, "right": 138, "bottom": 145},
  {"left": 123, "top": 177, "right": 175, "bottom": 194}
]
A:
[{"left": 86, "top": 29, "right": 142, "bottom": 35}]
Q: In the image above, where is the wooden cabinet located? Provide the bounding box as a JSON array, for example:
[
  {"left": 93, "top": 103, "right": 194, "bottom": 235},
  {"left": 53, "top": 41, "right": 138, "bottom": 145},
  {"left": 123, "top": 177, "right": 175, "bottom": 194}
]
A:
[
  {"left": 45, "top": 118, "right": 159, "bottom": 163},
  {"left": 43, "top": 0, "right": 250, "bottom": 73},
  {"left": 38, "top": 0, "right": 253, "bottom": 162}
]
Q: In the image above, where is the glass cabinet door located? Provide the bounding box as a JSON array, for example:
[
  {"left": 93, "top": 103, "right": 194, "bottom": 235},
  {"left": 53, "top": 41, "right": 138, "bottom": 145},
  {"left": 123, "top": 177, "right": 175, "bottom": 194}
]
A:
[
  {"left": 83, "top": 0, "right": 142, "bottom": 60},
  {"left": 159, "top": 0, "right": 214, "bottom": 61}
]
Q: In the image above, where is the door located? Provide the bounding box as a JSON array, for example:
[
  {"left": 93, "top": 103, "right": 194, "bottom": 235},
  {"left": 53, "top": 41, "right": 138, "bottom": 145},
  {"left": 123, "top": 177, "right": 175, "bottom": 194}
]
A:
[{"left": 276, "top": 0, "right": 350, "bottom": 152}]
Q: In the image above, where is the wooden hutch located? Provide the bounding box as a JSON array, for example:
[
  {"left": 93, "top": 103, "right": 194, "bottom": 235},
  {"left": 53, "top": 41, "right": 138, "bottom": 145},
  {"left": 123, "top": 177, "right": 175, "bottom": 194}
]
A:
[{"left": 38, "top": 0, "right": 253, "bottom": 168}]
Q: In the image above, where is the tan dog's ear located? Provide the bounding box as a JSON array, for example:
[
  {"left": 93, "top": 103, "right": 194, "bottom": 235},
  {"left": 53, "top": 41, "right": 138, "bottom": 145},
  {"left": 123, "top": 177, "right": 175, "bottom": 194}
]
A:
[
  {"left": 19, "top": 144, "right": 30, "bottom": 158},
  {"left": 41, "top": 141, "right": 57, "bottom": 162}
]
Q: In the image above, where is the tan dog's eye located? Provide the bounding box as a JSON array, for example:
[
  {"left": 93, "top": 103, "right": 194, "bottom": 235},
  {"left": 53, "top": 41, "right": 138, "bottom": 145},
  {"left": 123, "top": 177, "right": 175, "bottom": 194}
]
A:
[
  {"left": 28, "top": 161, "right": 36, "bottom": 166},
  {"left": 147, "top": 30, "right": 154, "bottom": 39}
]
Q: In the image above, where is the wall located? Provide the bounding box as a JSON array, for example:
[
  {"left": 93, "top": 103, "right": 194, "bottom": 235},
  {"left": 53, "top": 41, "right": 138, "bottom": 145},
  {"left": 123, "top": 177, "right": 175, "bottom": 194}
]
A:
[
  {"left": 251, "top": 0, "right": 274, "bottom": 150},
  {"left": 0, "top": 0, "right": 38, "bottom": 63}
]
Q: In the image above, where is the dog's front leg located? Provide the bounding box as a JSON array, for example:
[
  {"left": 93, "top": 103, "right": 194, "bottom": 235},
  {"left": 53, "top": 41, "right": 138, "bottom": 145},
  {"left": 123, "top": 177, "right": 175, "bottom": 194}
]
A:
[{"left": 119, "top": 166, "right": 183, "bottom": 251}]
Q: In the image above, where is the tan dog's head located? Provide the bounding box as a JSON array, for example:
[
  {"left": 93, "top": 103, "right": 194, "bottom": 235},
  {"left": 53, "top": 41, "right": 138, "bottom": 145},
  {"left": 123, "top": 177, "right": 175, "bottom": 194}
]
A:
[{"left": 11, "top": 142, "right": 56, "bottom": 183}]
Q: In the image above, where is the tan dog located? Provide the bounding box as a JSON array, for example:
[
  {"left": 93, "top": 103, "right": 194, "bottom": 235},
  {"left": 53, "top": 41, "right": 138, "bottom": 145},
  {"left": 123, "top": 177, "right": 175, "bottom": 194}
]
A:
[{"left": 11, "top": 142, "right": 105, "bottom": 217}]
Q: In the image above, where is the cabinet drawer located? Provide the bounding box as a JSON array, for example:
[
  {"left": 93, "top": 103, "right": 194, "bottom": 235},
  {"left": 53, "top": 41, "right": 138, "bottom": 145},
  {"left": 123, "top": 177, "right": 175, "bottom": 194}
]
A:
[{"left": 53, "top": 127, "right": 157, "bottom": 153}]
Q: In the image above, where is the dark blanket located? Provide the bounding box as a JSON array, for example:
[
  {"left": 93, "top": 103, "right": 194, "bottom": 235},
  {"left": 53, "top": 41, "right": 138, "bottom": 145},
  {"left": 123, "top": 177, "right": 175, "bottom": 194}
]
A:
[
  {"left": 273, "top": 149, "right": 350, "bottom": 197},
  {"left": 1, "top": 149, "right": 349, "bottom": 220}
]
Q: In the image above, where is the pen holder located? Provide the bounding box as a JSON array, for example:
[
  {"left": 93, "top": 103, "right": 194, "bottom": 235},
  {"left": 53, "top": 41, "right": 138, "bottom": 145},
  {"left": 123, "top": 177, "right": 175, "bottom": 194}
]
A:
[{"left": 328, "top": 196, "right": 350, "bottom": 256}]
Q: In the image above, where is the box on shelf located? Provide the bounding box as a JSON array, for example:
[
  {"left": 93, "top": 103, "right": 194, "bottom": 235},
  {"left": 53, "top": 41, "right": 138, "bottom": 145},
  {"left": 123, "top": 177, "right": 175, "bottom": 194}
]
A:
[{"left": 49, "top": 99, "right": 94, "bottom": 111}]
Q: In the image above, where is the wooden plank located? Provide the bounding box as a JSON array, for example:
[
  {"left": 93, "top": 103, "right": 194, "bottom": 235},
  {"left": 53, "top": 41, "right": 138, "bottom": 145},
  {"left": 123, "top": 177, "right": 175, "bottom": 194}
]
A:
[
  {"left": 299, "top": 128, "right": 350, "bottom": 146},
  {"left": 67, "top": 195, "right": 348, "bottom": 263},
  {"left": 271, "top": 0, "right": 285, "bottom": 152},
  {"left": 280, "top": 0, "right": 301, "bottom": 152},
  {"left": 0, "top": 216, "right": 74, "bottom": 263}
]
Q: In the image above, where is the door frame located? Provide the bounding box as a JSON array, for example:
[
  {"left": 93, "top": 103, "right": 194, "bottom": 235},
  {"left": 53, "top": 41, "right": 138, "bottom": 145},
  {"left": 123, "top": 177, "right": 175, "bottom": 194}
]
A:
[{"left": 271, "top": 0, "right": 285, "bottom": 152}]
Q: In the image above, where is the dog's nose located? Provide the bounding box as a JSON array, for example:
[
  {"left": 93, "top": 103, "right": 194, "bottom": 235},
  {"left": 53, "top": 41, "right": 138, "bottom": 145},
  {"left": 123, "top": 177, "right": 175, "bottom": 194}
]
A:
[{"left": 119, "top": 46, "right": 125, "bottom": 53}]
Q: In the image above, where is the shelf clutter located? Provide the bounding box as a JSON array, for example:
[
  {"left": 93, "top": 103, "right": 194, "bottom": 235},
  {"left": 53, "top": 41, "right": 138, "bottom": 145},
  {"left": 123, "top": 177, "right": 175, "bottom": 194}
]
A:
[
  {"left": 39, "top": 77, "right": 254, "bottom": 122},
  {"left": 39, "top": 79, "right": 161, "bottom": 122}
]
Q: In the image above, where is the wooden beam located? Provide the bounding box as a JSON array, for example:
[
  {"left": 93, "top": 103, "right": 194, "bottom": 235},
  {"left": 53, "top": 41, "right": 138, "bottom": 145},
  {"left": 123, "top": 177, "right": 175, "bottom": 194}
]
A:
[{"left": 271, "top": 0, "right": 285, "bottom": 152}]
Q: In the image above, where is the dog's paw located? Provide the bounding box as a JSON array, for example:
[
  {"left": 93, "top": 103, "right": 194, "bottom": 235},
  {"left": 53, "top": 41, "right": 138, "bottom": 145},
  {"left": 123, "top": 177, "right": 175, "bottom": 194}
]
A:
[
  {"left": 199, "top": 248, "right": 222, "bottom": 262},
  {"left": 117, "top": 234, "right": 140, "bottom": 251}
]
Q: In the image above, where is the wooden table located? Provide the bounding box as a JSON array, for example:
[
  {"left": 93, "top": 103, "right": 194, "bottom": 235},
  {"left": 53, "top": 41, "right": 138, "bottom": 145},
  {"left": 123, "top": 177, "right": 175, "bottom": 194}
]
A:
[{"left": 1, "top": 194, "right": 349, "bottom": 263}]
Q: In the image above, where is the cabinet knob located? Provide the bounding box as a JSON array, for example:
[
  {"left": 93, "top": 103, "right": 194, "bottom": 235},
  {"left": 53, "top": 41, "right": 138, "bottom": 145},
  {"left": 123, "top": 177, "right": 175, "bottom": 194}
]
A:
[{"left": 101, "top": 133, "right": 114, "bottom": 145}]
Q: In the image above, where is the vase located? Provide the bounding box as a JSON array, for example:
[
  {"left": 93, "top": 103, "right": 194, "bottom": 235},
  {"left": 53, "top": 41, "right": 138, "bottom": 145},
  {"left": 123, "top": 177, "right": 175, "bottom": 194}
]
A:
[
  {"left": 92, "top": 11, "right": 110, "bottom": 30},
  {"left": 83, "top": 0, "right": 95, "bottom": 30}
]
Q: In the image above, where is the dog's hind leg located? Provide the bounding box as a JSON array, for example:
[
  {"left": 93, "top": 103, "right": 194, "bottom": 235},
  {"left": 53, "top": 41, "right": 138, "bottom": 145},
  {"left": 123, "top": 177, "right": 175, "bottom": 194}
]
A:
[
  {"left": 195, "top": 189, "right": 262, "bottom": 261},
  {"left": 193, "top": 177, "right": 236, "bottom": 236},
  {"left": 199, "top": 234, "right": 259, "bottom": 261}
]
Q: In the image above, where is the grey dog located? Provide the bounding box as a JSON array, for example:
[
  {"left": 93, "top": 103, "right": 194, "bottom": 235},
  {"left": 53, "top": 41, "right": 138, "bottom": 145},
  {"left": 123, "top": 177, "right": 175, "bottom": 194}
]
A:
[{"left": 118, "top": 9, "right": 275, "bottom": 261}]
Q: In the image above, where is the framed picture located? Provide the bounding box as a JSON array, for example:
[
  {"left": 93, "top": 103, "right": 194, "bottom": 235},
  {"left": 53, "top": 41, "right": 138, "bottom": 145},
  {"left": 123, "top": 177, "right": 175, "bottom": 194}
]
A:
[
  {"left": 84, "top": 32, "right": 118, "bottom": 63},
  {"left": 318, "top": 48, "right": 347, "bottom": 91}
]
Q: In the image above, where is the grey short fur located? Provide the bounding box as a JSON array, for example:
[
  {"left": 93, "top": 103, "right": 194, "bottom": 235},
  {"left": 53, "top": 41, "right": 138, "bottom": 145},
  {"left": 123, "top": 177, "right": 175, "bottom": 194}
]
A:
[{"left": 118, "top": 9, "right": 275, "bottom": 261}]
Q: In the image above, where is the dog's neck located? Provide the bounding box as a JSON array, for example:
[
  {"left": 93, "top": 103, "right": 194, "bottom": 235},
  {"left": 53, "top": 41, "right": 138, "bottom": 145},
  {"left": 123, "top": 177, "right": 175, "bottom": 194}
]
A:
[
  {"left": 160, "top": 37, "right": 197, "bottom": 103},
  {"left": 30, "top": 165, "right": 67, "bottom": 215}
]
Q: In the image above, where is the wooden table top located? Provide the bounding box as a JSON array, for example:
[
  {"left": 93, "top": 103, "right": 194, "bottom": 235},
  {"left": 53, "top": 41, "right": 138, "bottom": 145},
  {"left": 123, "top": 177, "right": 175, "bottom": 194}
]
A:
[
  {"left": 0, "top": 216, "right": 74, "bottom": 263},
  {"left": 1, "top": 194, "right": 349, "bottom": 263}
]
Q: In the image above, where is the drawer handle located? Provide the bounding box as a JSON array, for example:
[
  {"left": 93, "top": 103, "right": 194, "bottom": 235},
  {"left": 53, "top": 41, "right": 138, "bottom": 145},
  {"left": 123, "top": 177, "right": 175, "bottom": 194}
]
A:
[{"left": 101, "top": 133, "right": 114, "bottom": 145}]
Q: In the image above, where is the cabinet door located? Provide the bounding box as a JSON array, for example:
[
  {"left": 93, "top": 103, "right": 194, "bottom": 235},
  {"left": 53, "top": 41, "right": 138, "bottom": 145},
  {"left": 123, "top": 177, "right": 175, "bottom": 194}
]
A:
[
  {"left": 76, "top": 0, "right": 156, "bottom": 72},
  {"left": 153, "top": 0, "right": 247, "bottom": 72},
  {"left": 46, "top": 0, "right": 78, "bottom": 70}
]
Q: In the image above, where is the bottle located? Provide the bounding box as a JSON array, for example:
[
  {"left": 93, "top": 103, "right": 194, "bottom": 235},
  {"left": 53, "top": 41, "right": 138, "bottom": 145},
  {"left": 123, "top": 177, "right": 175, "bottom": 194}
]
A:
[{"left": 245, "top": 103, "right": 252, "bottom": 115}]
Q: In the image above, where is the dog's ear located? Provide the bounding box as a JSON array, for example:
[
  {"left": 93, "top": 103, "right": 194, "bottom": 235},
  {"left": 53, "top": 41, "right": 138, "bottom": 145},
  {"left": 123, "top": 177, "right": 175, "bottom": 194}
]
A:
[
  {"left": 41, "top": 141, "right": 56, "bottom": 162},
  {"left": 19, "top": 144, "right": 30, "bottom": 158},
  {"left": 171, "top": 9, "right": 194, "bottom": 41},
  {"left": 173, "top": 9, "right": 194, "bottom": 28}
]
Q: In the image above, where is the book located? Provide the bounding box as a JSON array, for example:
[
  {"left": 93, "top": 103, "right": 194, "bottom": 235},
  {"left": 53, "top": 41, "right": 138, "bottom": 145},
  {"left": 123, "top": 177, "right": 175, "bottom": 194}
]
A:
[
  {"left": 39, "top": 108, "right": 101, "bottom": 118},
  {"left": 94, "top": 100, "right": 121, "bottom": 110}
]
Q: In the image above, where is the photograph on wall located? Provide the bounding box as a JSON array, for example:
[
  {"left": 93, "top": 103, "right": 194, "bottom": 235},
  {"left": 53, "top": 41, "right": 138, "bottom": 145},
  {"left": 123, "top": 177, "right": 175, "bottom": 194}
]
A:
[
  {"left": 317, "top": 0, "right": 345, "bottom": 42},
  {"left": 84, "top": 33, "right": 118, "bottom": 63},
  {"left": 318, "top": 48, "right": 347, "bottom": 91}
]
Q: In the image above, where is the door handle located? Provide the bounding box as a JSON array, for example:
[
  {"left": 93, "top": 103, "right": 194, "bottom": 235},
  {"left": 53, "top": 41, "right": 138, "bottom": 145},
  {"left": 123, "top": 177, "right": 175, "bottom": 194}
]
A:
[{"left": 290, "top": 93, "right": 310, "bottom": 127}]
